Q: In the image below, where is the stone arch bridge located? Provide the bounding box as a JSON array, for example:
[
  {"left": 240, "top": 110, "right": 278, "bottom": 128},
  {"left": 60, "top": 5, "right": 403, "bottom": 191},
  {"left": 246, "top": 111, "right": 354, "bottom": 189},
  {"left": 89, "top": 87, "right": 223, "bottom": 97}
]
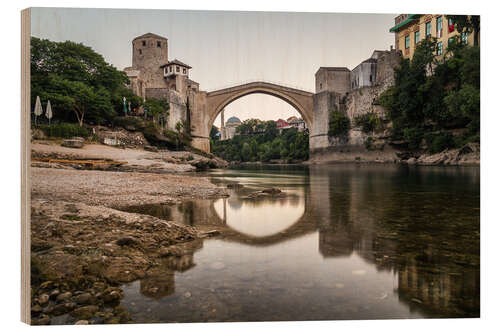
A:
[{"left": 189, "top": 81, "right": 331, "bottom": 153}]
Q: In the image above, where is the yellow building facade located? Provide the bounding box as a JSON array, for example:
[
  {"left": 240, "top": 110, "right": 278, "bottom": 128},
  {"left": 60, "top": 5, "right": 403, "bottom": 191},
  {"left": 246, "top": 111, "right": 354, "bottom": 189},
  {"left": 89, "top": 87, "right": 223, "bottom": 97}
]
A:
[{"left": 390, "top": 14, "right": 478, "bottom": 60}]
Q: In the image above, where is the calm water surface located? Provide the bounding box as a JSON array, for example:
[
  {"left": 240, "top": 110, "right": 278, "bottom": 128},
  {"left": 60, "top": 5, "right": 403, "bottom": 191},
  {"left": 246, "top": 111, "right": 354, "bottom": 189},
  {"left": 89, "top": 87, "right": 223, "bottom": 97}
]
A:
[{"left": 120, "top": 164, "right": 480, "bottom": 322}]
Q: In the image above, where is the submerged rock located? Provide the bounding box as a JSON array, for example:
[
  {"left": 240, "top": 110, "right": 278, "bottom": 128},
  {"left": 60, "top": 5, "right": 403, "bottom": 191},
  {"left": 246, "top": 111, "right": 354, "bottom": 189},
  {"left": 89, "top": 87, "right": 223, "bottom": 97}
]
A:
[
  {"left": 262, "top": 188, "right": 282, "bottom": 194},
  {"left": 71, "top": 305, "right": 99, "bottom": 319}
]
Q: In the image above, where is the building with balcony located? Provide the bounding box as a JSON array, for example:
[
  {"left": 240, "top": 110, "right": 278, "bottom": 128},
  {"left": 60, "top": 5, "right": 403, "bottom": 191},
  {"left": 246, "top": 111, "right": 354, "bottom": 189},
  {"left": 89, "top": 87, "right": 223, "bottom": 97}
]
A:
[{"left": 390, "top": 14, "right": 479, "bottom": 60}]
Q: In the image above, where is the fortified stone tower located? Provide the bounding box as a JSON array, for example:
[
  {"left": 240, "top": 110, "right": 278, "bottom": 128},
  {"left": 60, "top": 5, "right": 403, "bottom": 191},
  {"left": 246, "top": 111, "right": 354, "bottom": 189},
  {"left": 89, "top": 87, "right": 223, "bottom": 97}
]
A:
[{"left": 132, "top": 33, "right": 169, "bottom": 90}]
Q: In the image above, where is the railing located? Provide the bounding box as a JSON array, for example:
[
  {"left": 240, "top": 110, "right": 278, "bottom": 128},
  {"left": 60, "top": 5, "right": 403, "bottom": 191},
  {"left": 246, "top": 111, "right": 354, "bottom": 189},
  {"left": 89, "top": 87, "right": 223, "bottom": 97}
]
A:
[{"left": 207, "top": 79, "right": 314, "bottom": 93}]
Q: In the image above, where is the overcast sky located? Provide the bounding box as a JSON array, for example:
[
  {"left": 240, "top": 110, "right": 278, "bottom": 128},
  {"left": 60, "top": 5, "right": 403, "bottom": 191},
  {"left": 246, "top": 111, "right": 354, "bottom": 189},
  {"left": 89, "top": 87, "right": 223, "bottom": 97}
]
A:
[{"left": 31, "top": 8, "right": 395, "bottom": 127}]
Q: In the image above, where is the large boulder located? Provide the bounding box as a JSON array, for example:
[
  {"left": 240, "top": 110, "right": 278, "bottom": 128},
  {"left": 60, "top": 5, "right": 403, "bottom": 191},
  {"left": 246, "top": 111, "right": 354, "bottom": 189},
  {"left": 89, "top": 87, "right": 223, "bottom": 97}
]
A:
[{"left": 61, "top": 139, "right": 84, "bottom": 149}]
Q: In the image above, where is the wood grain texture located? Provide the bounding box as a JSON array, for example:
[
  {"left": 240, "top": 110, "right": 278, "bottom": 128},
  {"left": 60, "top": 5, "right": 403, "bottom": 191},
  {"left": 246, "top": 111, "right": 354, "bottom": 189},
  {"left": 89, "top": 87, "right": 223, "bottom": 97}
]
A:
[{"left": 21, "top": 7, "right": 31, "bottom": 325}]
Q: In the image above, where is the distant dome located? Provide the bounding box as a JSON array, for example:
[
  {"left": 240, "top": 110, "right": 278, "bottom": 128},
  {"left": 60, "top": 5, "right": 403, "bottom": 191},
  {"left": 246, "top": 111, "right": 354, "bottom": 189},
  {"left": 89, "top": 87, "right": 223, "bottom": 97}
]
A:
[{"left": 226, "top": 116, "right": 241, "bottom": 124}]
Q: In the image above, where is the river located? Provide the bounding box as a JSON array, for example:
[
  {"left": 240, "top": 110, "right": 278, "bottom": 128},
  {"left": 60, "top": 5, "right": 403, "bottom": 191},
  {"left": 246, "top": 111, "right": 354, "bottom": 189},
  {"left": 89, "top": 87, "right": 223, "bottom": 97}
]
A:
[{"left": 119, "top": 164, "right": 480, "bottom": 322}]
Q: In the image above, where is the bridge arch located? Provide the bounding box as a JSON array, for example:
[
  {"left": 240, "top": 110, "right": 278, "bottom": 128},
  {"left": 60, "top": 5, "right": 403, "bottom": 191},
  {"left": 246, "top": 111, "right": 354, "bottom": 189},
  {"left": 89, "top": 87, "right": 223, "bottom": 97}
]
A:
[
  {"left": 190, "top": 82, "right": 314, "bottom": 152},
  {"left": 207, "top": 85, "right": 313, "bottom": 131}
]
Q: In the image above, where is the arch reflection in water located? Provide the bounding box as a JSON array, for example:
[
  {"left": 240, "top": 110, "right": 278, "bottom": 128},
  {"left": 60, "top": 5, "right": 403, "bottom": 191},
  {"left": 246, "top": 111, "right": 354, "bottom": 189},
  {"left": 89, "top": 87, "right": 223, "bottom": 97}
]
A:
[{"left": 213, "top": 195, "right": 305, "bottom": 238}]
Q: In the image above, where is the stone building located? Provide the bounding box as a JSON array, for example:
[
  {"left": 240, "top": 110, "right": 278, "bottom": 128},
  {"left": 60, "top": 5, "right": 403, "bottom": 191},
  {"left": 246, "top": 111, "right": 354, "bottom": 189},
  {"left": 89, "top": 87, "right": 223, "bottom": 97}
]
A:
[
  {"left": 123, "top": 33, "right": 200, "bottom": 131},
  {"left": 315, "top": 67, "right": 351, "bottom": 95},
  {"left": 390, "top": 14, "right": 479, "bottom": 60},
  {"left": 287, "top": 116, "right": 307, "bottom": 132},
  {"left": 223, "top": 116, "right": 241, "bottom": 140}
]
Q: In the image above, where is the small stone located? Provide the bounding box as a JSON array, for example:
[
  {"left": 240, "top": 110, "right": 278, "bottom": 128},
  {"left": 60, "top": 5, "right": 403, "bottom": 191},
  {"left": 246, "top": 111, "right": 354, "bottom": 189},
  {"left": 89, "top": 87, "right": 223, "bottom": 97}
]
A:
[
  {"left": 71, "top": 305, "right": 99, "bottom": 319},
  {"left": 38, "top": 294, "right": 49, "bottom": 306},
  {"left": 407, "top": 157, "right": 417, "bottom": 165},
  {"left": 32, "top": 314, "right": 51, "bottom": 325},
  {"left": 116, "top": 237, "right": 138, "bottom": 247},
  {"left": 49, "top": 289, "right": 60, "bottom": 300},
  {"left": 75, "top": 320, "right": 89, "bottom": 325},
  {"left": 102, "top": 288, "right": 123, "bottom": 303},
  {"left": 49, "top": 302, "right": 77, "bottom": 316},
  {"left": 262, "top": 188, "right": 281, "bottom": 194},
  {"left": 61, "top": 139, "right": 84, "bottom": 148},
  {"left": 31, "top": 304, "right": 43, "bottom": 313},
  {"left": 199, "top": 230, "right": 220, "bottom": 238},
  {"left": 74, "top": 292, "right": 94, "bottom": 305},
  {"left": 56, "top": 291, "right": 72, "bottom": 302},
  {"left": 40, "top": 281, "right": 55, "bottom": 289}
]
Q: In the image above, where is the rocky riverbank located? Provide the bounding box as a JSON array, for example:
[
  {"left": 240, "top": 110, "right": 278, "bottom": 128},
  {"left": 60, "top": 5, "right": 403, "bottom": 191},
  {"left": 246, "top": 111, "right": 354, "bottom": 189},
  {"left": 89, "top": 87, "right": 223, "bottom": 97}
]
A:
[
  {"left": 32, "top": 140, "right": 228, "bottom": 173},
  {"left": 30, "top": 142, "right": 230, "bottom": 324},
  {"left": 308, "top": 142, "right": 479, "bottom": 166}
]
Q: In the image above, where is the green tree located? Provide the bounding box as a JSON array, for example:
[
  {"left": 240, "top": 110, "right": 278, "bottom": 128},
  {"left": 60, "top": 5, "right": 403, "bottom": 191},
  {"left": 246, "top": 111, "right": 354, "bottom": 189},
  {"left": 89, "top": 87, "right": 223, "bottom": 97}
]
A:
[
  {"left": 210, "top": 125, "right": 219, "bottom": 141},
  {"left": 379, "top": 34, "right": 480, "bottom": 152},
  {"left": 446, "top": 15, "right": 480, "bottom": 46},
  {"left": 31, "top": 37, "right": 129, "bottom": 125}
]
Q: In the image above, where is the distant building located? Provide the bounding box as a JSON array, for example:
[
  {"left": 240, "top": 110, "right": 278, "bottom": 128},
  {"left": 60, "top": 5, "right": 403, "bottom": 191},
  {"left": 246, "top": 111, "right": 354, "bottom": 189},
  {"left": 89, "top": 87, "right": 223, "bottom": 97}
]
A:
[
  {"left": 390, "top": 14, "right": 479, "bottom": 60},
  {"left": 276, "top": 119, "right": 289, "bottom": 128},
  {"left": 223, "top": 116, "right": 241, "bottom": 140},
  {"left": 287, "top": 116, "right": 307, "bottom": 132}
]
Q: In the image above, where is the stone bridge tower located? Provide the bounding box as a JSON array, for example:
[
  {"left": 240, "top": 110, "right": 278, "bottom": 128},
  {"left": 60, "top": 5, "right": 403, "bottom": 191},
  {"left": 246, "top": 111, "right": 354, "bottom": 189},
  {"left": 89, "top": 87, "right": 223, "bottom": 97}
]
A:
[{"left": 131, "top": 33, "right": 169, "bottom": 91}]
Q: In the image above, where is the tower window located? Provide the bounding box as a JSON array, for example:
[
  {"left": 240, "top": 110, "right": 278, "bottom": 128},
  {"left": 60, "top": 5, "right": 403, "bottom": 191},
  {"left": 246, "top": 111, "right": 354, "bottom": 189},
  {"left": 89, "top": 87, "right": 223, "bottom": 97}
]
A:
[
  {"left": 176, "top": 66, "right": 180, "bottom": 72},
  {"left": 183, "top": 68, "right": 187, "bottom": 74},
  {"left": 157, "top": 41, "right": 161, "bottom": 48},
  {"left": 139, "top": 49, "right": 142, "bottom": 55},
  {"left": 142, "top": 40, "right": 146, "bottom": 46}
]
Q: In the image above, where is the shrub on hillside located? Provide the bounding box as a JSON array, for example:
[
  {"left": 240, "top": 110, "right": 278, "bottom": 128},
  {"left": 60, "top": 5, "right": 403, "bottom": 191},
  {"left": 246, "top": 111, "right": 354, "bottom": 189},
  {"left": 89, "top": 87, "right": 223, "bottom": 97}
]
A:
[
  {"left": 354, "top": 112, "right": 383, "bottom": 133},
  {"left": 35, "top": 123, "right": 90, "bottom": 138},
  {"left": 328, "top": 110, "right": 350, "bottom": 137}
]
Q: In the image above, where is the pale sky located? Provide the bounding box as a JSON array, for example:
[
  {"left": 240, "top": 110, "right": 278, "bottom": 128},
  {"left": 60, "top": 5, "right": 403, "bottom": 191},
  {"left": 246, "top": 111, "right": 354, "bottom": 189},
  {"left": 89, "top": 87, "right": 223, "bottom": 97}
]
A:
[{"left": 31, "top": 8, "right": 395, "bottom": 127}]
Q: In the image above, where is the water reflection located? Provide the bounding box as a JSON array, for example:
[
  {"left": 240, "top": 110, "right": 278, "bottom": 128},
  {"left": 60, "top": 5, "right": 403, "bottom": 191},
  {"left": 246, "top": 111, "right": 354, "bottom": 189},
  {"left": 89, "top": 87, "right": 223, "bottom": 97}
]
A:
[
  {"left": 213, "top": 195, "right": 305, "bottom": 237},
  {"left": 120, "top": 164, "right": 479, "bottom": 322}
]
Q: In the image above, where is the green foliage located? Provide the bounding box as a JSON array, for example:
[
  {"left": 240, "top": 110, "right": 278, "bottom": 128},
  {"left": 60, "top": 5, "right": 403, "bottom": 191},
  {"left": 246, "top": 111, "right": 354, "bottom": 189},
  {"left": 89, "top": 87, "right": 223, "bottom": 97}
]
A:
[
  {"left": 211, "top": 121, "right": 309, "bottom": 163},
  {"left": 379, "top": 37, "right": 480, "bottom": 152},
  {"left": 403, "top": 127, "right": 424, "bottom": 150},
  {"left": 112, "top": 116, "right": 146, "bottom": 131},
  {"left": 354, "top": 112, "right": 382, "bottom": 133},
  {"left": 328, "top": 110, "right": 350, "bottom": 137},
  {"left": 31, "top": 37, "right": 129, "bottom": 126},
  {"left": 446, "top": 15, "right": 480, "bottom": 46},
  {"left": 35, "top": 123, "right": 90, "bottom": 138},
  {"left": 210, "top": 125, "right": 219, "bottom": 141},
  {"left": 424, "top": 132, "right": 454, "bottom": 154},
  {"left": 144, "top": 98, "right": 169, "bottom": 120},
  {"left": 364, "top": 136, "right": 374, "bottom": 150}
]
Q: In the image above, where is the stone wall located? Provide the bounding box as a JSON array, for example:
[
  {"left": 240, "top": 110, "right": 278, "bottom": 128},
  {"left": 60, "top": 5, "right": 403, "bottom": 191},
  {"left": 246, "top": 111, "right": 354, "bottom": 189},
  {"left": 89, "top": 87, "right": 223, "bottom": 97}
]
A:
[
  {"left": 145, "top": 88, "right": 169, "bottom": 100},
  {"left": 310, "top": 91, "right": 344, "bottom": 152},
  {"left": 315, "top": 68, "right": 351, "bottom": 94},
  {"left": 167, "top": 90, "right": 187, "bottom": 131}
]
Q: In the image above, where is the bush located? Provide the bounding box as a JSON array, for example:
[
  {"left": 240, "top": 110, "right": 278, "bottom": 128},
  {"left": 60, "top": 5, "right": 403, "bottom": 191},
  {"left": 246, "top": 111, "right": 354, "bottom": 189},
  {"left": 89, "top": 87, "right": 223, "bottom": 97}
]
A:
[
  {"left": 425, "top": 132, "right": 455, "bottom": 154},
  {"left": 403, "top": 127, "right": 424, "bottom": 150},
  {"left": 35, "top": 123, "right": 90, "bottom": 138},
  {"left": 364, "top": 136, "right": 374, "bottom": 150},
  {"left": 354, "top": 112, "right": 382, "bottom": 133},
  {"left": 112, "top": 116, "right": 146, "bottom": 131},
  {"left": 328, "top": 110, "right": 350, "bottom": 137}
]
